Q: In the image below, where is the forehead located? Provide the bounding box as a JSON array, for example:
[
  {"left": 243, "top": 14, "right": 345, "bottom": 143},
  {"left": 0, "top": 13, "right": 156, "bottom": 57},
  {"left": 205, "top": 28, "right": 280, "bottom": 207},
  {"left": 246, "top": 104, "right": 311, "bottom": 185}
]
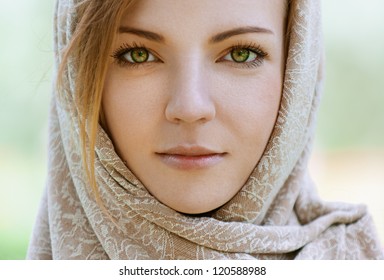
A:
[{"left": 121, "top": 0, "right": 286, "bottom": 41}]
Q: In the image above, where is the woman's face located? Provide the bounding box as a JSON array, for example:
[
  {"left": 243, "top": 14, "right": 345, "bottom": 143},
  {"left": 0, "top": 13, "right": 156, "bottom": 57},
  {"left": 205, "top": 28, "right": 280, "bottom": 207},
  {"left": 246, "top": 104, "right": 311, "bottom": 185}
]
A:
[{"left": 103, "top": 0, "right": 286, "bottom": 214}]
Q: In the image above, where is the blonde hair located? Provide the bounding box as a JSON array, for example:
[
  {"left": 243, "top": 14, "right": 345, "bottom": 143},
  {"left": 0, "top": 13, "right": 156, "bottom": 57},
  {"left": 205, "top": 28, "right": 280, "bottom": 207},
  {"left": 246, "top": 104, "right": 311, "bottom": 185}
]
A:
[
  {"left": 57, "top": 0, "right": 294, "bottom": 201},
  {"left": 57, "top": 0, "right": 135, "bottom": 200}
]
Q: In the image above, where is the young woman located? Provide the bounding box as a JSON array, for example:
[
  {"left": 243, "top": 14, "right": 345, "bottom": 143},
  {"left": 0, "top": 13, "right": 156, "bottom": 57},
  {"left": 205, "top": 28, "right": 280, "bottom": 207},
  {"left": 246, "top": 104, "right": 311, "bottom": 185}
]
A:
[{"left": 27, "top": 0, "right": 383, "bottom": 259}]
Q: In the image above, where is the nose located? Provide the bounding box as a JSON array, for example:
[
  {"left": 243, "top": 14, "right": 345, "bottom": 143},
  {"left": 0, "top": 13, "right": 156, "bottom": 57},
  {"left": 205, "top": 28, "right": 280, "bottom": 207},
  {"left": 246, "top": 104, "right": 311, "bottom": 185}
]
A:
[{"left": 165, "top": 60, "right": 216, "bottom": 124}]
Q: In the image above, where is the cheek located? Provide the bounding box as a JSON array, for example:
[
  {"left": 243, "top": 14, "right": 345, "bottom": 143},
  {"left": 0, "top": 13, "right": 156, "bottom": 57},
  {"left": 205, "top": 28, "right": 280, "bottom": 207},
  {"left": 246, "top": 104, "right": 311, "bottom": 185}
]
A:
[
  {"left": 102, "top": 71, "right": 163, "bottom": 155},
  {"left": 221, "top": 70, "right": 282, "bottom": 144},
  {"left": 232, "top": 73, "right": 282, "bottom": 173}
]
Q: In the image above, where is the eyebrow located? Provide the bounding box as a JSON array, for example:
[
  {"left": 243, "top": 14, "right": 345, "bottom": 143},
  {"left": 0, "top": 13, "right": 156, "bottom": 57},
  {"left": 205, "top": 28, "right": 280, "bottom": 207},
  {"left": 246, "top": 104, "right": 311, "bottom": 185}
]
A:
[
  {"left": 118, "top": 26, "right": 273, "bottom": 44},
  {"left": 209, "top": 26, "right": 274, "bottom": 43},
  {"left": 119, "top": 26, "right": 165, "bottom": 42}
]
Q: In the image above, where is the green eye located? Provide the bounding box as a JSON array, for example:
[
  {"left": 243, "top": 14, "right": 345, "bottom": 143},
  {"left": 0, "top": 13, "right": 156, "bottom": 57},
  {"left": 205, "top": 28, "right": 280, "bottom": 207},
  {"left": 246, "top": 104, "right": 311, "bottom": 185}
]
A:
[
  {"left": 123, "top": 48, "right": 155, "bottom": 63},
  {"left": 130, "top": 48, "right": 148, "bottom": 63},
  {"left": 230, "top": 48, "right": 257, "bottom": 63}
]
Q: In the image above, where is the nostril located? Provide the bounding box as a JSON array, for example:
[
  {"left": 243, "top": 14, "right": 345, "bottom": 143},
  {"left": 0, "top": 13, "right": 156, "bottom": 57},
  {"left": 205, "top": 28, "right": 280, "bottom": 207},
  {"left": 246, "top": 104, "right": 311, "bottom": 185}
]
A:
[
  {"left": 165, "top": 101, "right": 216, "bottom": 124},
  {"left": 164, "top": 91, "right": 216, "bottom": 124}
]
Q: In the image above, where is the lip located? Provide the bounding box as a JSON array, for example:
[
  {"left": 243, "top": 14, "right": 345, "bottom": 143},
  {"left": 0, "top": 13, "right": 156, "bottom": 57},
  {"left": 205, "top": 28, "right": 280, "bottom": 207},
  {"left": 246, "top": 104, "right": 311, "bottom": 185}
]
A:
[{"left": 155, "top": 146, "right": 227, "bottom": 170}]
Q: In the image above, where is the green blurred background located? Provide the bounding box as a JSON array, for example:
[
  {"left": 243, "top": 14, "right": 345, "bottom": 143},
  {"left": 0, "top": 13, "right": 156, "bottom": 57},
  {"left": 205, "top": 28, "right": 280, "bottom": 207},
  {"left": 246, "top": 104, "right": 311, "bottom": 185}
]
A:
[{"left": 0, "top": 0, "right": 383, "bottom": 259}]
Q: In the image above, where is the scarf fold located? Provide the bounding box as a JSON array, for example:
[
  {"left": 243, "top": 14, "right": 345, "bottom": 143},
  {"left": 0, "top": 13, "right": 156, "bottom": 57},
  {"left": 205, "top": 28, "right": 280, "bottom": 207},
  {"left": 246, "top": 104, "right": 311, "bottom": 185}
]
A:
[{"left": 27, "top": 0, "right": 384, "bottom": 259}]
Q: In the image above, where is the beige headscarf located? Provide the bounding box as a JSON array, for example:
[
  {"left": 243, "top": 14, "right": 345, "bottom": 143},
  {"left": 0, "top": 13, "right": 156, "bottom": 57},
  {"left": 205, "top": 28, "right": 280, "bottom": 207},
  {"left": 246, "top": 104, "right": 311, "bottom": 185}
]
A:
[{"left": 27, "top": 0, "right": 383, "bottom": 259}]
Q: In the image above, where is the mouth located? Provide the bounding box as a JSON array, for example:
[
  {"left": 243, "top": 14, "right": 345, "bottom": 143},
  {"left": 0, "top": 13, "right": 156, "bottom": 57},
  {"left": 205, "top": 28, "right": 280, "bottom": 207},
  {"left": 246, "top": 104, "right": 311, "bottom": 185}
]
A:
[{"left": 155, "top": 146, "right": 227, "bottom": 170}]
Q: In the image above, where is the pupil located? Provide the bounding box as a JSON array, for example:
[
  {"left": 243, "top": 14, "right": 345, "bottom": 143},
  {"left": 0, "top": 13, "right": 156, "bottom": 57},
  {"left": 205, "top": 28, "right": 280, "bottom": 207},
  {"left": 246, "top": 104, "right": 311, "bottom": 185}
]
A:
[
  {"left": 132, "top": 48, "right": 148, "bottom": 63},
  {"left": 231, "top": 48, "right": 249, "bottom": 63}
]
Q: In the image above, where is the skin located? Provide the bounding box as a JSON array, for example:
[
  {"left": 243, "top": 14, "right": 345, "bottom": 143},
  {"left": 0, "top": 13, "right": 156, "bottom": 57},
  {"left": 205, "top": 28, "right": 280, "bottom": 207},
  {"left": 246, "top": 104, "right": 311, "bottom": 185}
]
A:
[{"left": 102, "top": 0, "right": 286, "bottom": 214}]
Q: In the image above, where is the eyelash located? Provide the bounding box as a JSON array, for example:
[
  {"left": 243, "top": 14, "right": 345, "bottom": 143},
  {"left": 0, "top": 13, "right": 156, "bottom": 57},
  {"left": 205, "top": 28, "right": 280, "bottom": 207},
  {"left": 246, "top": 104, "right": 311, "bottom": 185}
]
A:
[
  {"left": 111, "top": 42, "right": 157, "bottom": 69},
  {"left": 220, "top": 42, "right": 268, "bottom": 69},
  {"left": 111, "top": 42, "right": 268, "bottom": 69}
]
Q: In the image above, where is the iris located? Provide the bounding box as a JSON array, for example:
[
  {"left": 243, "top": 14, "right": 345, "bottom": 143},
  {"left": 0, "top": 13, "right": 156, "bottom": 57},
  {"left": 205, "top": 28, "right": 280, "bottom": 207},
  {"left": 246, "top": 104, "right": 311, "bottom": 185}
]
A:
[{"left": 231, "top": 48, "right": 253, "bottom": 63}]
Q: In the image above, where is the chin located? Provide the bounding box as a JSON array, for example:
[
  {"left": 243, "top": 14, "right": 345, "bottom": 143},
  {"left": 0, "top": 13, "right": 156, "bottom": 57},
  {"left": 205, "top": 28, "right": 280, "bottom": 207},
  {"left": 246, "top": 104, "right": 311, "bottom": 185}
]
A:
[
  {"left": 142, "top": 173, "right": 245, "bottom": 216},
  {"left": 162, "top": 197, "right": 226, "bottom": 216}
]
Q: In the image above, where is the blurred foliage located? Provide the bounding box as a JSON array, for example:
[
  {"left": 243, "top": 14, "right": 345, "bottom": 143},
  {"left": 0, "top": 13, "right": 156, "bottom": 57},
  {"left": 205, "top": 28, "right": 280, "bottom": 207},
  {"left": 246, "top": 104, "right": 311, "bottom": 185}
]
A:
[
  {"left": 0, "top": 0, "right": 383, "bottom": 259},
  {"left": 317, "top": 0, "right": 384, "bottom": 149},
  {"left": 0, "top": 0, "right": 54, "bottom": 259}
]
